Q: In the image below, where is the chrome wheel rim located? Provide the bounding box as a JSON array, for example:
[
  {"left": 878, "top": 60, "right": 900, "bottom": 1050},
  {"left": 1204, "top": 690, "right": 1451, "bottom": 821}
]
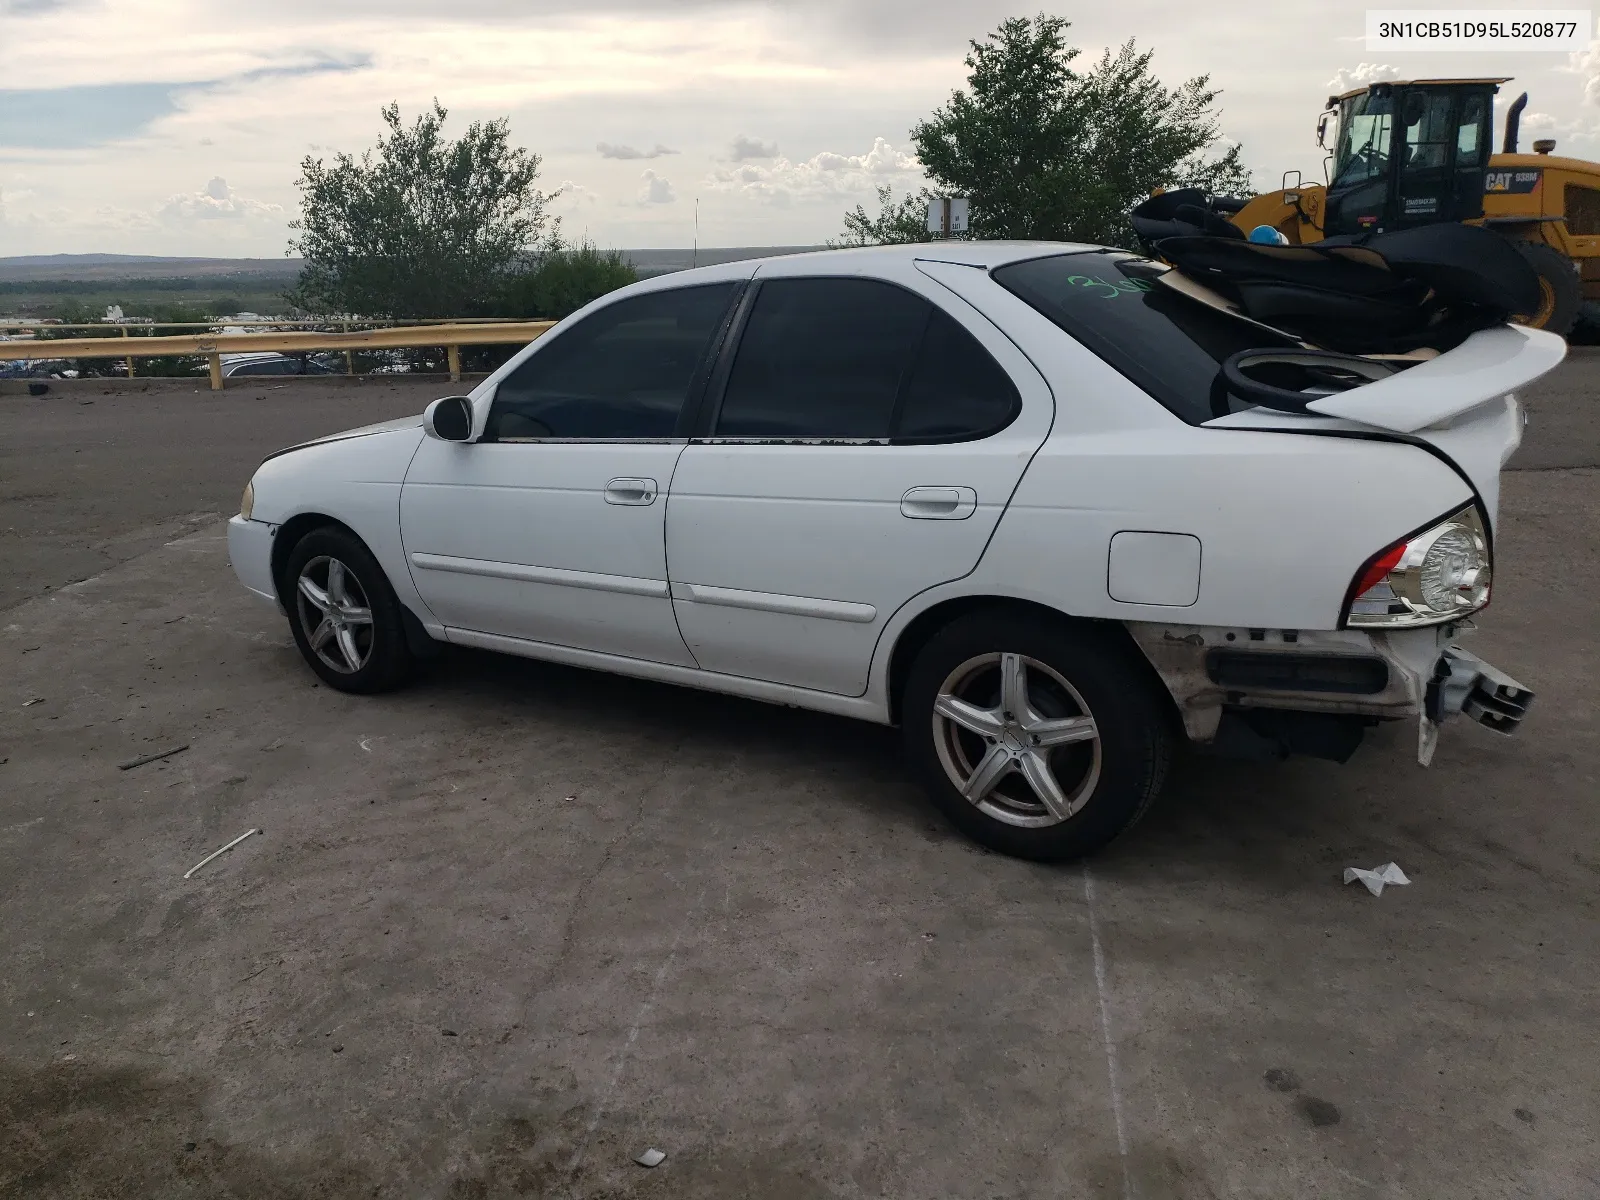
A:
[
  {"left": 295, "top": 556, "right": 375, "bottom": 674},
  {"left": 931, "top": 652, "right": 1101, "bottom": 829}
]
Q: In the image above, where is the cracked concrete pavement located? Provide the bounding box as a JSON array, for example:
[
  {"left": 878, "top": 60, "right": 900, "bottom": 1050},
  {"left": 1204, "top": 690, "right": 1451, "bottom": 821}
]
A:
[{"left": 0, "top": 364, "right": 1597, "bottom": 1197}]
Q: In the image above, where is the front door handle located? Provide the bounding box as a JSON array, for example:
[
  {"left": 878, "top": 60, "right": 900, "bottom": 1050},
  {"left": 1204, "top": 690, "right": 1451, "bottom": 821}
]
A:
[
  {"left": 901, "top": 486, "right": 977, "bottom": 520},
  {"left": 604, "top": 477, "right": 658, "bottom": 506}
]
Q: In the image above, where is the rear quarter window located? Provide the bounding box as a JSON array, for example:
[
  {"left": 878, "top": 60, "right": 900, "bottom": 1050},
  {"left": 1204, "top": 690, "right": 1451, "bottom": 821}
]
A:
[{"left": 991, "top": 251, "right": 1299, "bottom": 424}]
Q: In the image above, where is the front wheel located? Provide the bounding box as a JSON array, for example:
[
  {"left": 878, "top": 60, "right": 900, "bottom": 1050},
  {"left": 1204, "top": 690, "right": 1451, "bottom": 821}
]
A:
[
  {"left": 902, "top": 612, "right": 1171, "bottom": 862},
  {"left": 283, "top": 527, "right": 415, "bottom": 693}
]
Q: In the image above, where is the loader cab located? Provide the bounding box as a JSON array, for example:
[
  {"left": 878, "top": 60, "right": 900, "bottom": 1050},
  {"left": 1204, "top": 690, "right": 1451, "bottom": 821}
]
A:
[{"left": 1322, "top": 79, "right": 1502, "bottom": 238}]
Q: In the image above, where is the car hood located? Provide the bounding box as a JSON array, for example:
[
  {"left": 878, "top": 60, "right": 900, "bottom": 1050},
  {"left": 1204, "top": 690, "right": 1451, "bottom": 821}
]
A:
[{"left": 263, "top": 414, "right": 424, "bottom": 462}]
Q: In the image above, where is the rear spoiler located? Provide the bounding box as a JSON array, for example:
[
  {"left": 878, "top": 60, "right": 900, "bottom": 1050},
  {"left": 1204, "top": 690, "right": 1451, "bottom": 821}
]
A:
[{"left": 1304, "top": 326, "right": 1565, "bottom": 433}]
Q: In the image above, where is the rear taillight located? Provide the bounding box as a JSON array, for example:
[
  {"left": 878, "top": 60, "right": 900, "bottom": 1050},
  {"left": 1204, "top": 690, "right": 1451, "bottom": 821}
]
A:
[{"left": 1345, "top": 506, "right": 1492, "bottom": 628}]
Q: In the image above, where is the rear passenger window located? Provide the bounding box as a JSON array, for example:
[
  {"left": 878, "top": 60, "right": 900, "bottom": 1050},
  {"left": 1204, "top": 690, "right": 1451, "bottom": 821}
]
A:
[
  {"left": 895, "top": 307, "right": 1020, "bottom": 441},
  {"left": 716, "top": 278, "right": 927, "bottom": 438},
  {"left": 714, "top": 277, "right": 1018, "bottom": 441}
]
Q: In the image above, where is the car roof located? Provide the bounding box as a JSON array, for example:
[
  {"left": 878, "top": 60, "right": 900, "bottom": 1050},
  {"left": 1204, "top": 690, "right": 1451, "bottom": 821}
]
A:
[{"left": 627, "top": 239, "right": 1105, "bottom": 292}]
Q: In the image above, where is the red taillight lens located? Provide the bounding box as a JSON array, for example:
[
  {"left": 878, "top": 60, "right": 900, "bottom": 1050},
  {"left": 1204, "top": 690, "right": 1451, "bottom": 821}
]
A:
[
  {"left": 1344, "top": 506, "right": 1492, "bottom": 628},
  {"left": 1354, "top": 543, "right": 1406, "bottom": 599}
]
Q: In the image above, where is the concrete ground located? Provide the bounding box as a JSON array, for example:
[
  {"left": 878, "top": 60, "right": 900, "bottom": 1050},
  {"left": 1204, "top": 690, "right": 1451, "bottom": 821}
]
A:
[{"left": 0, "top": 364, "right": 1596, "bottom": 1198}]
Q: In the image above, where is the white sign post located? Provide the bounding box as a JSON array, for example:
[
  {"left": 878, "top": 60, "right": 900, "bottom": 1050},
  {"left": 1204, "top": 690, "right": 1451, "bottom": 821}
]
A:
[{"left": 926, "top": 197, "right": 971, "bottom": 238}]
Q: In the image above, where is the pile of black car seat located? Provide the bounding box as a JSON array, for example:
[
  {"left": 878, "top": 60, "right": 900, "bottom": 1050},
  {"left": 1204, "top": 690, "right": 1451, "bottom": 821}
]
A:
[{"left": 1129, "top": 188, "right": 1544, "bottom": 354}]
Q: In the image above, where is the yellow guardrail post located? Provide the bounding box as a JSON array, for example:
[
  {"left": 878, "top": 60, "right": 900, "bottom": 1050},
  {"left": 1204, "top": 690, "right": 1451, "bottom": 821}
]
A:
[
  {"left": 122, "top": 326, "right": 133, "bottom": 378},
  {"left": 208, "top": 351, "right": 223, "bottom": 391},
  {"left": 447, "top": 344, "right": 462, "bottom": 382}
]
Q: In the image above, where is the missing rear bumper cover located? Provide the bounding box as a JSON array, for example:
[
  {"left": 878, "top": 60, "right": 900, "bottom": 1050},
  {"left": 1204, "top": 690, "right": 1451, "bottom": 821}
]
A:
[{"left": 1205, "top": 650, "right": 1389, "bottom": 696}]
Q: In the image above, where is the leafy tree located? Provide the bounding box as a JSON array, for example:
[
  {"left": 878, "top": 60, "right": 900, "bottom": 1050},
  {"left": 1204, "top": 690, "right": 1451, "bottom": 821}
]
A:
[
  {"left": 833, "top": 185, "right": 937, "bottom": 247},
  {"left": 909, "top": 16, "right": 1251, "bottom": 248},
  {"left": 494, "top": 241, "right": 638, "bottom": 319},
  {"left": 288, "top": 101, "right": 556, "bottom": 318}
]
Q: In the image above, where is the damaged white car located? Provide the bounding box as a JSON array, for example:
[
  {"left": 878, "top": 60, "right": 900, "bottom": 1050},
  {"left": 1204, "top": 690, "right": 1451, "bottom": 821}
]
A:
[{"left": 229, "top": 240, "right": 1562, "bottom": 860}]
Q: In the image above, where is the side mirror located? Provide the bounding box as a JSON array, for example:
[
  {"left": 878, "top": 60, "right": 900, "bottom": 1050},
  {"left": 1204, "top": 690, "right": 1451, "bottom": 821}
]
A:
[
  {"left": 1316, "top": 113, "right": 1330, "bottom": 148},
  {"left": 424, "top": 395, "right": 474, "bottom": 442}
]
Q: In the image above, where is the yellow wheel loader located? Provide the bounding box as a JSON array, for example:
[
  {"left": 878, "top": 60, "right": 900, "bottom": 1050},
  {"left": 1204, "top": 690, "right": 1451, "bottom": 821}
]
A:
[{"left": 1221, "top": 79, "right": 1600, "bottom": 335}]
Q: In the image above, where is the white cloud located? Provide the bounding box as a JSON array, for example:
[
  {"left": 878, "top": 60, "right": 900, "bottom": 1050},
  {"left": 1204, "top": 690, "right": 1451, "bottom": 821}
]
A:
[
  {"left": 728, "top": 134, "right": 777, "bottom": 161},
  {"left": 636, "top": 169, "right": 675, "bottom": 205},
  {"left": 5, "top": 3, "right": 1599, "bottom": 254},
  {"left": 598, "top": 142, "right": 677, "bottom": 160},
  {"left": 159, "top": 176, "right": 284, "bottom": 222},
  {"left": 1566, "top": 40, "right": 1600, "bottom": 106},
  {"left": 1325, "top": 63, "right": 1400, "bottom": 93},
  {"left": 705, "top": 136, "right": 920, "bottom": 206},
  {"left": 553, "top": 178, "right": 599, "bottom": 206}
]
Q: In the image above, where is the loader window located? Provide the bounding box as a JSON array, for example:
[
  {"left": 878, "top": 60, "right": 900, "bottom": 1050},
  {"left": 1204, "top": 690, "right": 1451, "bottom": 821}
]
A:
[
  {"left": 993, "top": 251, "right": 1301, "bottom": 425},
  {"left": 1567, "top": 185, "right": 1600, "bottom": 236},
  {"left": 1456, "top": 95, "right": 1487, "bottom": 161},
  {"left": 1402, "top": 92, "right": 1453, "bottom": 170},
  {"left": 1451, "top": 94, "right": 1493, "bottom": 221},
  {"left": 1333, "top": 94, "right": 1394, "bottom": 186}
]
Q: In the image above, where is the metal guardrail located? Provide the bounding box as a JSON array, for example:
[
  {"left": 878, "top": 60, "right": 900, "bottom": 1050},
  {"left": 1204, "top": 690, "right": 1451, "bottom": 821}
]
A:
[
  {"left": 0, "top": 320, "right": 556, "bottom": 389},
  {"left": 0, "top": 317, "right": 527, "bottom": 333}
]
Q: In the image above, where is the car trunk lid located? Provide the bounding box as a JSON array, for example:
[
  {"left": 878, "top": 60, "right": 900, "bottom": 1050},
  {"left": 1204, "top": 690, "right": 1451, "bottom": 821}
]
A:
[{"left": 1205, "top": 325, "right": 1565, "bottom": 524}]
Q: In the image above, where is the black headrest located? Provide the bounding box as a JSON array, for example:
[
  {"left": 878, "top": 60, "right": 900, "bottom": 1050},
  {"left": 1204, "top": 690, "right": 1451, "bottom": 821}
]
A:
[{"left": 1129, "top": 189, "right": 1245, "bottom": 246}]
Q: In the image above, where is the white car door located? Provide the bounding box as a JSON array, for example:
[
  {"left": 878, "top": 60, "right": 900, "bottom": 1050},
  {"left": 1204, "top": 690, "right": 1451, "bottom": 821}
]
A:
[
  {"left": 400, "top": 281, "right": 741, "bottom": 666},
  {"left": 664, "top": 263, "right": 1054, "bottom": 696}
]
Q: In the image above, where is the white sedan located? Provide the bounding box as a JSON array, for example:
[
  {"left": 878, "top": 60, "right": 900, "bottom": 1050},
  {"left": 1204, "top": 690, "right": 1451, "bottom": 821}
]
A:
[{"left": 229, "top": 242, "right": 1561, "bottom": 861}]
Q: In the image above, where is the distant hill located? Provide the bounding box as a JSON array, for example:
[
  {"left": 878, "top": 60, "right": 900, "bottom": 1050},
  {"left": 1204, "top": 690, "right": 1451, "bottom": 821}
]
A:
[
  {"left": 0, "top": 255, "right": 302, "bottom": 283},
  {"left": 0, "top": 247, "right": 826, "bottom": 284},
  {"left": 621, "top": 246, "right": 823, "bottom": 278}
]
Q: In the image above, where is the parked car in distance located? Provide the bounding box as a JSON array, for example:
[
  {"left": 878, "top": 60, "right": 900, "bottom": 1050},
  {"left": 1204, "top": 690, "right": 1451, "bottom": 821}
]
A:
[
  {"left": 228, "top": 242, "right": 1561, "bottom": 861},
  {"left": 222, "top": 352, "right": 335, "bottom": 378}
]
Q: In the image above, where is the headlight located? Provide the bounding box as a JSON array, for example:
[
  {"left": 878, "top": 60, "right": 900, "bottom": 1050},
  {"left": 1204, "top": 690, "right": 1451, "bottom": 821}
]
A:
[
  {"left": 240, "top": 480, "right": 255, "bottom": 521},
  {"left": 1345, "top": 505, "right": 1491, "bottom": 627}
]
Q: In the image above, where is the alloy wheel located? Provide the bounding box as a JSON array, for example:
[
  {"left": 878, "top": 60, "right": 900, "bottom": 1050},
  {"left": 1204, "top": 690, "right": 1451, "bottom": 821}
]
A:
[
  {"left": 295, "top": 555, "right": 375, "bottom": 674},
  {"left": 931, "top": 652, "right": 1102, "bottom": 828}
]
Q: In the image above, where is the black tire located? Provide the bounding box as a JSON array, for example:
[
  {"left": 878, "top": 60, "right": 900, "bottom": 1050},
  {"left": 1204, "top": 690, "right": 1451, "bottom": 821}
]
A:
[
  {"left": 1508, "top": 239, "right": 1582, "bottom": 337},
  {"left": 902, "top": 611, "right": 1171, "bottom": 862},
  {"left": 282, "top": 526, "right": 415, "bottom": 693}
]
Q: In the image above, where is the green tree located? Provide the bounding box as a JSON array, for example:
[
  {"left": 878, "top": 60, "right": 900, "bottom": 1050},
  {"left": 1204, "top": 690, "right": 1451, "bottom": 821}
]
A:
[
  {"left": 833, "top": 185, "right": 937, "bottom": 247},
  {"left": 494, "top": 241, "right": 638, "bottom": 319},
  {"left": 909, "top": 16, "right": 1251, "bottom": 248},
  {"left": 288, "top": 100, "right": 556, "bottom": 318}
]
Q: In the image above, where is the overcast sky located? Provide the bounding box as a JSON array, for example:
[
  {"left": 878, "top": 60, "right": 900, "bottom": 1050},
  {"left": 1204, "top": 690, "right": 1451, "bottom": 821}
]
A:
[{"left": 2, "top": 0, "right": 1597, "bottom": 256}]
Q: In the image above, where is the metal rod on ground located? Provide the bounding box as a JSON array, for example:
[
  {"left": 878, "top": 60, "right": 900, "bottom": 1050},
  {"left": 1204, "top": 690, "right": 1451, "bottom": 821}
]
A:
[{"left": 183, "top": 828, "right": 261, "bottom": 880}]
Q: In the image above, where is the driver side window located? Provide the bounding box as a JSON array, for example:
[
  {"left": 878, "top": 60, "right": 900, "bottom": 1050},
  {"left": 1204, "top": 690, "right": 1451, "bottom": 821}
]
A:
[{"left": 484, "top": 282, "right": 738, "bottom": 441}]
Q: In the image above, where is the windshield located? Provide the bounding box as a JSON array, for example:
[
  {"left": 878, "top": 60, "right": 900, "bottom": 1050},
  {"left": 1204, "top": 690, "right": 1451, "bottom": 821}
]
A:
[
  {"left": 991, "top": 251, "right": 1301, "bottom": 424},
  {"left": 1333, "top": 92, "right": 1394, "bottom": 187}
]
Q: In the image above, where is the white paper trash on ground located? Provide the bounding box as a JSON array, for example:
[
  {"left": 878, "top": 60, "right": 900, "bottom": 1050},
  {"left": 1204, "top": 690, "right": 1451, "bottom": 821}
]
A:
[
  {"left": 634, "top": 1148, "right": 666, "bottom": 1168},
  {"left": 1343, "top": 862, "right": 1410, "bottom": 897}
]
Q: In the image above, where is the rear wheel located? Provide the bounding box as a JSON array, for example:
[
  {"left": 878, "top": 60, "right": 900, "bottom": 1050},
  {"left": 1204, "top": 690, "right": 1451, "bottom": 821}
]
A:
[
  {"left": 902, "top": 611, "right": 1171, "bottom": 862},
  {"left": 1508, "top": 239, "right": 1582, "bottom": 336},
  {"left": 283, "top": 527, "right": 414, "bottom": 693}
]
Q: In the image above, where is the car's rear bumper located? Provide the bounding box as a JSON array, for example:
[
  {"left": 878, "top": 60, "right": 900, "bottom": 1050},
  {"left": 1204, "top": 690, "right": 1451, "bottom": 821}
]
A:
[
  {"left": 1125, "top": 621, "right": 1533, "bottom": 763},
  {"left": 228, "top": 515, "right": 280, "bottom": 608}
]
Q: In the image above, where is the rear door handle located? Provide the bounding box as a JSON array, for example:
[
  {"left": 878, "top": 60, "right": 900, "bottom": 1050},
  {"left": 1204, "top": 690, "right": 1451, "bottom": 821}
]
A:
[
  {"left": 901, "top": 486, "right": 976, "bottom": 520},
  {"left": 604, "top": 477, "right": 658, "bottom": 506}
]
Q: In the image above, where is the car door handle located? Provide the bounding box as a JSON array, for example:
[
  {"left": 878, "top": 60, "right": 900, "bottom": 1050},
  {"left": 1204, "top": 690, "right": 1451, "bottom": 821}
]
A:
[
  {"left": 901, "top": 486, "right": 976, "bottom": 520},
  {"left": 604, "top": 477, "right": 658, "bottom": 506}
]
